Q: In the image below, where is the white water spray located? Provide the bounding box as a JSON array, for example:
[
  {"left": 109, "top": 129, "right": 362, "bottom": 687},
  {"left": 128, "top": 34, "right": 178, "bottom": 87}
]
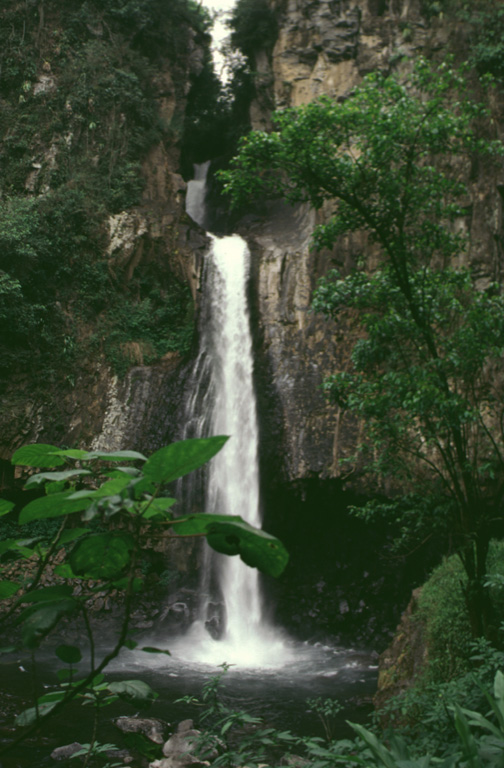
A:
[{"left": 174, "top": 165, "right": 289, "bottom": 668}]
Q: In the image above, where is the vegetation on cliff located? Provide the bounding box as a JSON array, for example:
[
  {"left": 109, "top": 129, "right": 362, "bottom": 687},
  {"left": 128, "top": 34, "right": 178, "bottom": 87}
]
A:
[
  {"left": 222, "top": 57, "right": 504, "bottom": 640},
  {"left": 0, "top": 0, "right": 216, "bottom": 405},
  {"left": 228, "top": 0, "right": 278, "bottom": 61}
]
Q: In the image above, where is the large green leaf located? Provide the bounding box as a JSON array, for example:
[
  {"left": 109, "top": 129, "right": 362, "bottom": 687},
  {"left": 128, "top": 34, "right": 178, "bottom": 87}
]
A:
[
  {"left": 143, "top": 436, "right": 229, "bottom": 485},
  {"left": 52, "top": 449, "right": 88, "bottom": 459},
  {"left": 25, "top": 469, "right": 91, "bottom": 488},
  {"left": 81, "top": 449, "right": 147, "bottom": 462},
  {"left": 0, "top": 539, "right": 16, "bottom": 556},
  {"left": 46, "top": 481, "right": 67, "bottom": 495},
  {"left": 173, "top": 514, "right": 289, "bottom": 577},
  {"left": 15, "top": 701, "right": 59, "bottom": 726},
  {"left": 108, "top": 679, "right": 158, "bottom": 704},
  {"left": 174, "top": 513, "right": 242, "bottom": 535},
  {"left": 0, "top": 539, "right": 36, "bottom": 559},
  {"left": 141, "top": 497, "right": 176, "bottom": 519},
  {"left": 0, "top": 580, "right": 20, "bottom": 598},
  {"left": 207, "top": 521, "right": 288, "bottom": 577},
  {"left": 19, "top": 599, "right": 78, "bottom": 648},
  {"left": 17, "top": 585, "right": 74, "bottom": 604},
  {"left": 65, "top": 475, "right": 132, "bottom": 503},
  {"left": 19, "top": 492, "right": 92, "bottom": 524},
  {"left": 0, "top": 499, "right": 14, "bottom": 517},
  {"left": 93, "top": 476, "right": 132, "bottom": 497},
  {"left": 69, "top": 533, "right": 133, "bottom": 579},
  {"left": 140, "top": 646, "right": 171, "bottom": 656},
  {"left": 494, "top": 670, "right": 504, "bottom": 704},
  {"left": 56, "top": 644, "right": 82, "bottom": 664},
  {"left": 11, "top": 444, "right": 66, "bottom": 468},
  {"left": 59, "top": 528, "right": 88, "bottom": 545}
]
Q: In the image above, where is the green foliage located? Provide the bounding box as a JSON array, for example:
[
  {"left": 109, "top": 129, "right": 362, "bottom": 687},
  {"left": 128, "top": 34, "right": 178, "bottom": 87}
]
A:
[
  {"left": 307, "top": 697, "right": 344, "bottom": 742},
  {"left": 465, "top": 6, "right": 504, "bottom": 81},
  {"left": 95, "top": 282, "right": 194, "bottom": 377},
  {"left": 370, "top": 669, "right": 504, "bottom": 766},
  {"left": 176, "top": 664, "right": 284, "bottom": 767},
  {"left": 228, "top": 0, "right": 278, "bottom": 60},
  {"left": 0, "top": 0, "right": 214, "bottom": 392},
  {"left": 221, "top": 57, "right": 504, "bottom": 638},
  {"left": 419, "top": 1, "right": 504, "bottom": 81},
  {"left": 374, "top": 550, "right": 504, "bottom": 758},
  {"left": 417, "top": 555, "right": 473, "bottom": 681},
  {"left": 176, "top": 666, "right": 504, "bottom": 768},
  {"left": 0, "top": 185, "right": 194, "bottom": 383},
  {"left": 0, "top": 438, "right": 288, "bottom": 763},
  {"left": 183, "top": 55, "right": 252, "bottom": 165},
  {"left": 176, "top": 664, "right": 504, "bottom": 768}
]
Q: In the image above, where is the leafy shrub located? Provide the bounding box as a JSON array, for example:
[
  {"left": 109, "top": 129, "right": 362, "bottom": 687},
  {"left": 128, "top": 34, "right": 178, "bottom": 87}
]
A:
[
  {"left": 375, "top": 543, "right": 504, "bottom": 756},
  {"left": 417, "top": 554, "right": 473, "bottom": 680},
  {"left": 0, "top": 438, "right": 288, "bottom": 764},
  {"left": 97, "top": 281, "right": 194, "bottom": 377},
  {"left": 418, "top": 541, "right": 504, "bottom": 682},
  {"left": 466, "top": 6, "right": 504, "bottom": 81}
]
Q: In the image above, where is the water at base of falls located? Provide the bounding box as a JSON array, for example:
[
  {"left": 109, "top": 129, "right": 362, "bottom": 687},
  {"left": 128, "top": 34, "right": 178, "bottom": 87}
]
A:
[{"left": 165, "top": 619, "right": 292, "bottom": 669}]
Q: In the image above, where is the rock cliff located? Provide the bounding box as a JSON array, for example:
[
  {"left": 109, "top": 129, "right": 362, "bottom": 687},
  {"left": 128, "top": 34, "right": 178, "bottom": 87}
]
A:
[{"left": 241, "top": 0, "right": 504, "bottom": 487}]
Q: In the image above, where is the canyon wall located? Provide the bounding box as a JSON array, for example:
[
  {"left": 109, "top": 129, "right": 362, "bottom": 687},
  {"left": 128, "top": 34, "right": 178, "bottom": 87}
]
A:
[{"left": 242, "top": 0, "right": 504, "bottom": 489}]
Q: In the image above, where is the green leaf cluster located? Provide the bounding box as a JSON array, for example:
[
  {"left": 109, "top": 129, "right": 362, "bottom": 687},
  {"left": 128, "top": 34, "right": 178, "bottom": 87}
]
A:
[
  {"left": 177, "top": 663, "right": 504, "bottom": 768},
  {"left": 227, "top": 0, "right": 278, "bottom": 60},
  {"left": 1, "top": 438, "right": 288, "bottom": 650},
  {"left": 0, "top": 437, "right": 288, "bottom": 761},
  {"left": 465, "top": 5, "right": 504, "bottom": 81},
  {"left": 0, "top": 0, "right": 213, "bottom": 391}
]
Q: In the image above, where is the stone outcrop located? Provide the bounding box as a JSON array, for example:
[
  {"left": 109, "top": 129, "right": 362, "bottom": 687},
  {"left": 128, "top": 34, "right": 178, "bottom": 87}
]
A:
[
  {"left": 246, "top": 202, "right": 348, "bottom": 482},
  {"left": 373, "top": 587, "right": 428, "bottom": 716},
  {"left": 115, "top": 716, "right": 167, "bottom": 745},
  {"left": 150, "top": 719, "right": 209, "bottom": 768}
]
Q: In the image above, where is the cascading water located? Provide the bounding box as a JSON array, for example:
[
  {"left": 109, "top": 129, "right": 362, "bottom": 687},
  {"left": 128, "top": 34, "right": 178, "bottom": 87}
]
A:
[
  {"left": 185, "top": 161, "right": 210, "bottom": 229},
  {"left": 174, "top": 164, "right": 289, "bottom": 667}
]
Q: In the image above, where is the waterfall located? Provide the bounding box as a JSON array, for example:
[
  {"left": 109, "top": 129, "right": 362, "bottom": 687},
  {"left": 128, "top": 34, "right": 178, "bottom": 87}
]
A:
[
  {"left": 176, "top": 164, "right": 289, "bottom": 668},
  {"left": 185, "top": 161, "right": 210, "bottom": 229}
]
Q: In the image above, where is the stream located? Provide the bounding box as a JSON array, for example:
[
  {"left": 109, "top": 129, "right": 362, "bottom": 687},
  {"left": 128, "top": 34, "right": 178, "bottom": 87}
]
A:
[{"left": 0, "top": 640, "right": 377, "bottom": 767}]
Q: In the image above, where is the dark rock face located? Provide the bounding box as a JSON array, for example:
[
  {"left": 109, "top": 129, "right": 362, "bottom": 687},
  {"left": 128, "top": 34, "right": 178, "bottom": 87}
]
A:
[{"left": 261, "top": 479, "right": 441, "bottom": 649}]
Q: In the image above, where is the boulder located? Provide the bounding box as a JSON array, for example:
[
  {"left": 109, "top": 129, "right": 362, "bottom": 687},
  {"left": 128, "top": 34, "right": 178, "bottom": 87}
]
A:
[
  {"left": 149, "top": 720, "right": 210, "bottom": 768},
  {"left": 115, "top": 716, "right": 167, "bottom": 744},
  {"left": 51, "top": 743, "right": 83, "bottom": 761}
]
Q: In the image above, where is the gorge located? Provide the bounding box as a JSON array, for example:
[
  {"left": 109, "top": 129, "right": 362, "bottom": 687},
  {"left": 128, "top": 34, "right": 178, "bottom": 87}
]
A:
[{"left": 1, "top": 0, "right": 504, "bottom": 763}]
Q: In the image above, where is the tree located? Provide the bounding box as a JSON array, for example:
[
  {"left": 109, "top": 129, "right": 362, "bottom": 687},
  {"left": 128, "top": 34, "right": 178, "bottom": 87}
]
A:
[
  {"left": 227, "top": 0, "right": 278, "bottom": 61},
  {"left": 220, "top": 58, "right": 504, "bottom": 639},
  {"left": 0, "top": 438, "right": 288, "bottom": 761}
]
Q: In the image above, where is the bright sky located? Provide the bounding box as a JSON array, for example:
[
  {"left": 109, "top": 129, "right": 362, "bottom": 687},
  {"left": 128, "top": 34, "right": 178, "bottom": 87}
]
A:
[{"left": 200, "top": 0, "right": 238, "bottom": 77}]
